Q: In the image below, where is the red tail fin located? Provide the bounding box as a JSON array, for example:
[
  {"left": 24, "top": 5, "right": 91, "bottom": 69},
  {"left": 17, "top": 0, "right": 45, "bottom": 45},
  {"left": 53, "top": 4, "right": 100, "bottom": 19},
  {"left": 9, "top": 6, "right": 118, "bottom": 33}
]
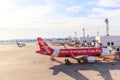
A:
[{"left": 36, "top": 37, "right": 54, "bottom": 56}]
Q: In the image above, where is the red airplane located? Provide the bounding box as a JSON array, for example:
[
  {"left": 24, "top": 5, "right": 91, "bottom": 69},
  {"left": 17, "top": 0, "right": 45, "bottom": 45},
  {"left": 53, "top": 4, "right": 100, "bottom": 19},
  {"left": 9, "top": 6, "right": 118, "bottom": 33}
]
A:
[{"left": 36, "top": 37, "right": 115, "bottom": 64}]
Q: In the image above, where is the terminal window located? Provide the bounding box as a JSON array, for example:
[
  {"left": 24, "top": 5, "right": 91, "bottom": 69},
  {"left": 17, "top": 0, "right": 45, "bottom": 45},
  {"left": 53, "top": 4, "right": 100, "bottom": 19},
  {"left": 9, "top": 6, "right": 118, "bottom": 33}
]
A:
[
  {"left": 117, "top": 48, "right": 120, "bottom": 52},
  {"left": 107, "top": 42, "right": 110, "bottom": 46},
  {"left": 111, "top": 42, "right": 114, "bottom": 46}
]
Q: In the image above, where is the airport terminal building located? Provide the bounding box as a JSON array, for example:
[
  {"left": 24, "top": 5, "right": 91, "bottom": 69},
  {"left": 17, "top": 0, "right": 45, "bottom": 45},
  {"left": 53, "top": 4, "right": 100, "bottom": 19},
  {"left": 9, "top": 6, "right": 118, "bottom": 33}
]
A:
[{"left": 80, "top": 36, "right": 120, "bottom": 52}]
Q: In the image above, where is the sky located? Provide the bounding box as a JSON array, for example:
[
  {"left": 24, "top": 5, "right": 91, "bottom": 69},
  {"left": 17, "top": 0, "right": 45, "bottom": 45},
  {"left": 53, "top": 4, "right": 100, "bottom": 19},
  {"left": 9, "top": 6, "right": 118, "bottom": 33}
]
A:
[{"left": 0, "top": 0, "right": 120, "bottom": 40}]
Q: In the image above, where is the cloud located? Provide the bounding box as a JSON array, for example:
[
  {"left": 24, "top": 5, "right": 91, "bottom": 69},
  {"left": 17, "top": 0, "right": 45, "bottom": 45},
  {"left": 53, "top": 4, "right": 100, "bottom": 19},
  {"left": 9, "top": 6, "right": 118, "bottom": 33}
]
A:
[
  {"left": 0, "top": 0, "right": 17, "bottom": 23},
  {"left": 0, "top": 0, "right": 16, "bottom": 9},
  {"left": 97, "top": 0, "right": 120, "bottom": 7},
  {"left": 0, "top": 1, "right": 54, "bottom": 28},
  {"left": 67, "top": 6, "right": 82, "bottom": 13},
  {"left": 90, "top": 7, "right": 120, "bottom": 18},
  {"left": 0, "top": 0, "right": 120, "bottom": 40},
  {"left": 15, "top": 5, "right": 54, "bottom": 23}
]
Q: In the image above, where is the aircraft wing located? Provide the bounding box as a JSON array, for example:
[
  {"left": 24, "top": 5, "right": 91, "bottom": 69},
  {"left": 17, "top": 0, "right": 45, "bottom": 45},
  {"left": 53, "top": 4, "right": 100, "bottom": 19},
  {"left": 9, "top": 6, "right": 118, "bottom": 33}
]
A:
[
  {"left": 75, "top": 55, "right": 88, "bottom": 59},
  {"left": 75, "top": 55, "right": 96, "bottom": 63}
]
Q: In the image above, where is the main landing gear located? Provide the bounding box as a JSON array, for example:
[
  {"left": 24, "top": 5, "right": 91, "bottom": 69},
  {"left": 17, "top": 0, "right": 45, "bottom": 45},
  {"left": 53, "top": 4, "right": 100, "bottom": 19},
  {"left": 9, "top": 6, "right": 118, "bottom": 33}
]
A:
[
  {"left": 65, "top": 59, "right": 71, "bottom": 65},
  {"left": 65, "top": 55, "right": 71, "bottom": 65},
  {"left": 77, "top": 60, "right": 81, "bottom": 63},
  {"left": 77, "top": 57, "right": 88, "bottom": 63}
]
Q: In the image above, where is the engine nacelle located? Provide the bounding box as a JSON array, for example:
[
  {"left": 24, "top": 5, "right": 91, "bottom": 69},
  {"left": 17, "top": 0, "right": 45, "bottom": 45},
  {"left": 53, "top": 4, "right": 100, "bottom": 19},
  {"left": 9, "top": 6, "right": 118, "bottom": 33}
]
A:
[{"left": 87, "top": 56, "right": 96, "bottom": 63}]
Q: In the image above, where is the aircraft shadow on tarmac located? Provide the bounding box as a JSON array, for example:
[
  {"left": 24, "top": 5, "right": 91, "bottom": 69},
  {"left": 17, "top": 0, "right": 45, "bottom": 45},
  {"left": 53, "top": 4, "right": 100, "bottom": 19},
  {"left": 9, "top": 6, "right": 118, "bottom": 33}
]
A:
[{"left": 49, "top": 60, "right": 120, "bottom": 80}]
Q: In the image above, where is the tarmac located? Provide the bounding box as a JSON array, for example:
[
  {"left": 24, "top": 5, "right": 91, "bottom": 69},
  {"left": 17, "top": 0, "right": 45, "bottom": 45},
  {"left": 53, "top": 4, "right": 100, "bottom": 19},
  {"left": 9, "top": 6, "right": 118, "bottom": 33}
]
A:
[{"left": 0, "top": 42, "right": 120, "bottom": 80}]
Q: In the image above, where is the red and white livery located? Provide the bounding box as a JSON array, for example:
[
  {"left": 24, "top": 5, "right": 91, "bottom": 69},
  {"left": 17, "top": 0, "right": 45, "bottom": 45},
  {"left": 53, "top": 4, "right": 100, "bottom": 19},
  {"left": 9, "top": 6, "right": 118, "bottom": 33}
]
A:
[{"left": 36, "top": 37, "right": 115, "bottom": 64}]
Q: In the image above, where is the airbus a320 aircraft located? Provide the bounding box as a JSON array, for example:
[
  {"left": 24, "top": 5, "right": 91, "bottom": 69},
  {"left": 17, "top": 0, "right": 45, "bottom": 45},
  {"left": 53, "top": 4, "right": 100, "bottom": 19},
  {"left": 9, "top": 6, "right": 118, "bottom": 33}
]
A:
[{"left": 36, "top": 37, "right": 115, "bottom": 64}]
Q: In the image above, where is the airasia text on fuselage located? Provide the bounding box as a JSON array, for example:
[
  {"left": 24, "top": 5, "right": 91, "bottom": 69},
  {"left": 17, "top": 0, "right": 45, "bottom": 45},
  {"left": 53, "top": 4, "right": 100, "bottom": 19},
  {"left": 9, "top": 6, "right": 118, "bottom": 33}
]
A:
[{"left": 60, "top": 48, "right": 102, "bottom": 54}]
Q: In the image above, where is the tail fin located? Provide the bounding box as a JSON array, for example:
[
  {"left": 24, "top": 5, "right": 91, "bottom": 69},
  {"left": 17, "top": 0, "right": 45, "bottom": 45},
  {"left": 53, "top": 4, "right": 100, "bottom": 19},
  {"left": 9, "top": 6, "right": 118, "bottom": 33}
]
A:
[{"left": 36, "top": 37, "right": 54, "bottom": 56}]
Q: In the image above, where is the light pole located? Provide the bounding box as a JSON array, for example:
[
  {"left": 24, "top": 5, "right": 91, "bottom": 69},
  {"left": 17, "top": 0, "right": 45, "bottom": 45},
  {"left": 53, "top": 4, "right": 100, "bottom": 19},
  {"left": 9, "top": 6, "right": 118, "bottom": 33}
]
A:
[
  {"left": 74, "top": 31, "right": 77, "bottom": 44},
  {"left": 105, "top": 18, "right": 109, "bottom": 36},
  {"left": 83, "top": 28, "right": 85, "bottom": 37}
]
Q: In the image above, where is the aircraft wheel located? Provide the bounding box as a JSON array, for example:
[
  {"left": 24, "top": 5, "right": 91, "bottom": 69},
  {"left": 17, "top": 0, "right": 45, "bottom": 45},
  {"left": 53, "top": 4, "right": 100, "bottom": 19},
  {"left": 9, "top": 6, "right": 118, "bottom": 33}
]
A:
[
  {"left": 77, "top": 60, "right": 81, "bottom": 63},
  {"left": 103, "top": 58, "right": 106, "bottom": 61},
  {"left": 65, "top": 59, "right": 71, "bottom": 65}
]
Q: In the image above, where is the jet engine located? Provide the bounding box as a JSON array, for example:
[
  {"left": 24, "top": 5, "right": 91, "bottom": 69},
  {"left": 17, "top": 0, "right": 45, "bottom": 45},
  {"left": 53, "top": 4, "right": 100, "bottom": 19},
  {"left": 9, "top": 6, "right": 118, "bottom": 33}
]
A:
[{"left": 87, "top": 56, "right": 96, "bottom": 63}]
